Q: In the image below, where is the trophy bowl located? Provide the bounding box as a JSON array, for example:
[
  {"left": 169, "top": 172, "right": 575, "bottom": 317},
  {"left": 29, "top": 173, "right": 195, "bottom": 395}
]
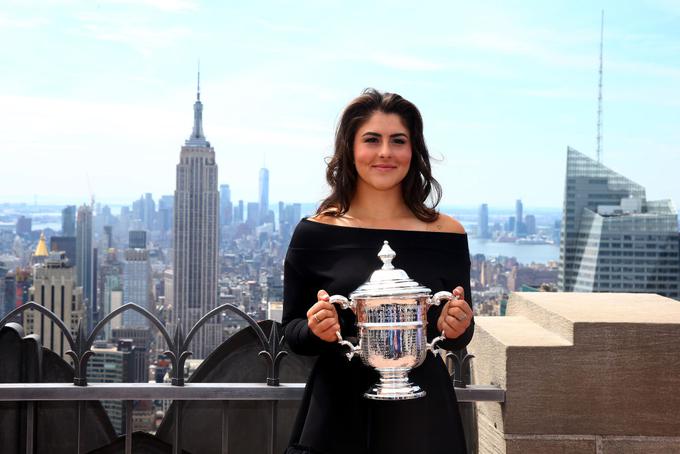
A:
[{"left": 329, "top": 241, "right": 454, "bottom": 400}]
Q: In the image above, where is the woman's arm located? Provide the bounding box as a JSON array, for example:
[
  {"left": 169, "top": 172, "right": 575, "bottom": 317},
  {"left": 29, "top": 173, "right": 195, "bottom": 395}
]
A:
[
  {"left": 427, "top": 257, "right": 474, "bottom": 352},
  {"left": 424, "top": 216, "right": 474, "bottom": 351},
  {"left": 281, "top": 250, "right": 343, "bottom": 356}
]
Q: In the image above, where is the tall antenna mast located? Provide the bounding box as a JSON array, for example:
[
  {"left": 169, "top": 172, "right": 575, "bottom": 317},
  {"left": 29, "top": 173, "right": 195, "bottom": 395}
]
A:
[
  {"left": 197, "top": 59, "right": 201, "bottom": 100},
  {"left": 596, "top": 10, "right": 604, "bottom": 163}
]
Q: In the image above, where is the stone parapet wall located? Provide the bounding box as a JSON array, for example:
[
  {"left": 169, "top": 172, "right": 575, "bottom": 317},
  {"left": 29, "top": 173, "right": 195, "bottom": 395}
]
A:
[{"left": 469, "top": 292, "right": 680, "bottom": 454}]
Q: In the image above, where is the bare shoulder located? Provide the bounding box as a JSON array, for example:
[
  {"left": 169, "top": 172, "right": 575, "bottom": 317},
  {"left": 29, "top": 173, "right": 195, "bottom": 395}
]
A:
[
  {"left": 428, "top": 213, "right": 466, "bottom": 234},
  {"left": 307, "top": 214, "right": 332, "bottom": 225},
  {"left": 307, "top": 212, "right": 349, "bottom": 227}
]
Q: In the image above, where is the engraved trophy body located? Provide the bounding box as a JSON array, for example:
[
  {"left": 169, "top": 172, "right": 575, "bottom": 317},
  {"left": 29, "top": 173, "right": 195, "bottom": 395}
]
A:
[{"left": 329, "top": 241, "right": 454, "bottom": 400}]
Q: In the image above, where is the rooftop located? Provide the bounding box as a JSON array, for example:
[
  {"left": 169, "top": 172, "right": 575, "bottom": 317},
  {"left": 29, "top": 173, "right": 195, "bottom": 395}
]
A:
[{"left": 1, "top": 292, "right": 679, "bottom": 453}]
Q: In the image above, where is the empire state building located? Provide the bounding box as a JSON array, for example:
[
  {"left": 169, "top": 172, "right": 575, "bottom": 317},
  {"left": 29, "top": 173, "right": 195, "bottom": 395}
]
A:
[{"left": 173, "top": 75, "right": 220, "bottom": 359}]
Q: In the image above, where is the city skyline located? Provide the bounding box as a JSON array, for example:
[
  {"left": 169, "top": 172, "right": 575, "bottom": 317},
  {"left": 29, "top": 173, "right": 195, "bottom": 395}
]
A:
[
  {"left": 1, "top": 1, "right": 679, "bottom": 208},
  {"left": 1, "top": 0, "right": 677, "bottom": 440}
]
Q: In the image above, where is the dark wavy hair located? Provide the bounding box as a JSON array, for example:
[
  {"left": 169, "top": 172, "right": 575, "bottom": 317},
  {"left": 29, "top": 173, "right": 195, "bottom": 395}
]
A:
[{"left": 317, "top": 88, "right": 442, "bottom": 222}]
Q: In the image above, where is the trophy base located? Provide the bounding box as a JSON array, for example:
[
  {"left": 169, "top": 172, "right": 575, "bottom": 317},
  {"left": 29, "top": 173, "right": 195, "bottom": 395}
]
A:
[{"left": 363, "top": 369, "right": 426, "bottom": 400}]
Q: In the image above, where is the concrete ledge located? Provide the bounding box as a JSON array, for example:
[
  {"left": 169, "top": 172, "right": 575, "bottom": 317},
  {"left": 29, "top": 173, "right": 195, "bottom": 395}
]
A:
[
  {"left": 601, "top": 437, "right": 680, "bottom": 454},
  {"left": 474, "top": 316, "right": 572, "bottom": 347},
  {"left": 469, "top": 292, "right": 680, "bottom": 452},
  {"left": 506, "top": 437, "right": 596, "bottom": 454}
]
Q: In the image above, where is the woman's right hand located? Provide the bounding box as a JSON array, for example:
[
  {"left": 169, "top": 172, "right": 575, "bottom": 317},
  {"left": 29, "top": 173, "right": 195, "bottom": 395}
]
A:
[{"left": 307, "top": 289, "right": 341, "bottom": 342}]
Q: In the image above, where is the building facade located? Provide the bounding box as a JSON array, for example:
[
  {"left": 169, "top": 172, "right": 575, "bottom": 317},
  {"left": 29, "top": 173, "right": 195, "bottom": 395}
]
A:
[
  {"left": 128, "top": 230, "right": 147, "bottom": 250},
  {"left": 25, "top": 251, "right": 85, "bottom": 359},
  {"left": 514, "top": 199, "right": 524, "bottom": 237},
  {"left": 122, "top": 248, "right": 151, "bottom": 328},
  {"left": 76, "top": 205, "right": 95, "bottom": 330},
  {"left": 172, "top": 80, "right": 220, "bottom": 359},
  {"left": 158, "top": 195, "right": 174, "bottom": 236},
  {"left": 100, "top": 269, "right": 123, "bottom": 341},
  {"left": 1, "top": 269, "right": 16, "bottom": 319},
  {"left": 558, "top": 147, "right": 679, "bottom": 299},
  {"left": 16, "top": 216, "right": 32, "bottom": 238},
  {"left": 220, "top": 184, "right": 232, "bottom": 227},
  {"left": 258, "top": 167, "right": 269, "bottom": 223},
  {"left": 86, "top": 343, "right": 142, "bottom": 434},
  {"left": 478, "top": 203, "right": 490, "bottom": 239},
  {"left": 61, "top": 205, "right": 76, "bottom": 236},
  {"left": 50, "top": 236, "right": 76, "bottom": 267},
  {"left": 246, "top": 202, "right": 260, "bottom": 228}
]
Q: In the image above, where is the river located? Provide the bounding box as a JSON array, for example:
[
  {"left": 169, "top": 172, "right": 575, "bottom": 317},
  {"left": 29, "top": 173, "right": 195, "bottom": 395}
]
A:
[{"left": 467, "top": 238, "right": 559, "bottom": 264}]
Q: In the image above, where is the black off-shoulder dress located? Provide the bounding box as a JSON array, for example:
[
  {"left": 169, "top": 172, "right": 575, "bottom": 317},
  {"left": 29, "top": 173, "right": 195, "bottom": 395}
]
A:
[{"left": 282, "top": 219, "right": 473, "bottom": 454}]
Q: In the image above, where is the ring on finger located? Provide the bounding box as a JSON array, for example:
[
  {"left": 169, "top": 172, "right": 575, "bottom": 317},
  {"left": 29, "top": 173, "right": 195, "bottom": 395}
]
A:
[
  {"left": 456, "top": 313, "right": 468, "bottom": 321},
  {"left": 313, "top": 313, "right": 321, "bottom": 323}
]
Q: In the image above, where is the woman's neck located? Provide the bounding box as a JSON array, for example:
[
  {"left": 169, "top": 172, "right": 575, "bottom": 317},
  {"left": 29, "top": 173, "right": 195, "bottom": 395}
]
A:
[{"left": 344, "top": 186, "right": 425, "bottom": 230}]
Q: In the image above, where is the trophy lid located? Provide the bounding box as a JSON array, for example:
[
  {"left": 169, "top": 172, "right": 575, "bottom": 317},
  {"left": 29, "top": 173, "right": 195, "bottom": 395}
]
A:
[{"left": 349, "top": 241, "right": 432, "bottom": 299}]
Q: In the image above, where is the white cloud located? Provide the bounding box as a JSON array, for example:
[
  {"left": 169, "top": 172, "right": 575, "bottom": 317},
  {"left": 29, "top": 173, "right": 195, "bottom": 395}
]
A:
[
  {"left": 514, "top": 88, "right": 588, "bottom": 100},
  {"left": 254, "top": 18, "right": 315, "bottom": 34},
  {"left": 0, "top": 11, "right": 49, "bottom": 29},
  {"left": 71, "top": 10, "right": 192, "bottom": 55},
  {"left": 86, "top": 0, "right": 198, "bottom": 12},
  {"left": 647, "top": 0, "right": 680, "bottom": 17},
  {"left": 369, "top": 53, "right": 444, "bottom": 71},
  {"left": 608, "top": 59, "right": 680, "bottom": 80}
]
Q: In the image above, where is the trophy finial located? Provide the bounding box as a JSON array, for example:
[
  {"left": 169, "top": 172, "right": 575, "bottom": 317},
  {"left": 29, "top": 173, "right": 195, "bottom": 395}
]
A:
[{"left": 378, "top": 240, "right": 396, "bottom": 270}]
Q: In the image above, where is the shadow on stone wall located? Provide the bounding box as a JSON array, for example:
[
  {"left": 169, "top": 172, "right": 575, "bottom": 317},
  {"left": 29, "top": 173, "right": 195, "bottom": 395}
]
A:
[
  {"left": 0, "top": 323, "right": 116, "bottom": 454},
  {"left": 1, "top": 319, "right": 474, "bottom": 453},
  {"left": 156, "top": 320, "right": 316, "bottom": 454}
]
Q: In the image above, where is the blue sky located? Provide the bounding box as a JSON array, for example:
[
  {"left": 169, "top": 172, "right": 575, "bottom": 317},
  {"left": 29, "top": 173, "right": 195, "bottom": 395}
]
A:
[{"left": 1, "top": 0, "right": 679, "bottom": 211}]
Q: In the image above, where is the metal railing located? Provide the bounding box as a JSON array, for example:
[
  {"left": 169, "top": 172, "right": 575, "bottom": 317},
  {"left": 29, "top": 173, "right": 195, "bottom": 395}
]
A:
[{"left": 0, "top": 302, "right": 505, "bottom": 454}]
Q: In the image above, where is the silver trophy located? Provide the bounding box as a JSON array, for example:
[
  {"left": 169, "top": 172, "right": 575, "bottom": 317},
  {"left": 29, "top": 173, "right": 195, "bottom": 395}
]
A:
[{"left": 329, "top": 241, "right": 455, "bottom": 400}]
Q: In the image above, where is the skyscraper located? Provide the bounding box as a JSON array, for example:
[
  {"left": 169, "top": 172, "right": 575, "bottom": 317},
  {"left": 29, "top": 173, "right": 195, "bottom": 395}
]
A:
[
  {"left": 128, "top": 230, "right": 147, "bottom": 249},
  {"left": 87, "top": 341, "right": 147, "bottom": 433},
  {"left": 220, "top": 184, "right": 232, "bottom": 226},
  {"left": 279, "top": 202, "right": 302, "bottom": 241},
  {"left": 173, "top": 75, "right": 220, "bottom": 359},
  {"left": 0, "top": 262, "right": 9, "bottom": 318},
  {"left": 103, "top": 225, "right": 113, "bottom": 249},
  {"left": 246, "top": 202, "right": 260, "bottom": 228},
  {"left": 158, "top": 195, "right": 174, "bottom": 236},
  {"left": 524, "top": 214, "right": 537, "bottom": 236},
  {"left": 514, "top": 199, "right": 524, "bottom": 237},
  {"left": 558, "top": 147, "right": 679, "bottom": 299},
  {"left": 76, "top": 204, "right": 95, "bottom": 330},
  {"left": 99, "top": 250, "right": 123, "bottom": 341},
  {"left": 25, "top": 251, "right": 85, "bottom": 358},
  {"left": 122, "top": 231, "right": 151, "bottom": 328},
  {"left": 1, "top": 266, "right": 15, "bottom": 319},
  {"left": 62, "top": 205, "right": 76, "bottom": 236},
  {"left": 142, "top": 193, "right": 155, "bottom": 231},
  {"left": 258, "top": 167, "right": 269, "bottom": 223},
  {"left": 478, "top": 203, "right": 490, "bottom": 239},
  {"left": 15, "top": 216, "right": 32, "bottom": 238},
  {"left": 236, "top": 200, "right": 244, "bottom": 224},
  {"left": 506, "top": 216, "right": 516, "bottom": 233}
]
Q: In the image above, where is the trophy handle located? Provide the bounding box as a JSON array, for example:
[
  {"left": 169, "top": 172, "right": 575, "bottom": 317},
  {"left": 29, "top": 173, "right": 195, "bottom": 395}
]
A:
[
  {"left": 335, "top": 330, "right": 360, "bottom": 361},
  {"left": 328, "top": 295, "right": 359, "bottom": 360},
  {"left": 427, "top": 331, "right": 447, "bottom": 356},
  {"left": 329, "top": 294, "right": 354, "bottom": 311},
  {"left": 426, "top": 291, "right": 457, "bottom": 355},
  {"left": 428, "top": 290, "right": 454, "bottom": 308}
]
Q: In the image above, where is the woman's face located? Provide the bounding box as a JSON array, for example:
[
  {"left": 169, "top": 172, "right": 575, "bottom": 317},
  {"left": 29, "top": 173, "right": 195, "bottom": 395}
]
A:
[{"left": 352, "top": 111, "right": 412, "bottom": 194}]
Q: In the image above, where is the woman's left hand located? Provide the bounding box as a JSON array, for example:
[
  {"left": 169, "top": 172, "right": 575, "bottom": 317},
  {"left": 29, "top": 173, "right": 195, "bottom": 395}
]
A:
[{"left": 436, "top": 286, "right": 473, "bottom": 339}]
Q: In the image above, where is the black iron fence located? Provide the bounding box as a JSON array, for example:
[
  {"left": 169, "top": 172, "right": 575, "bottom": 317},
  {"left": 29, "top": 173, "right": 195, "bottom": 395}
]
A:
[{"left": 0, "top": 302, "right": 505, "bottom": 454}]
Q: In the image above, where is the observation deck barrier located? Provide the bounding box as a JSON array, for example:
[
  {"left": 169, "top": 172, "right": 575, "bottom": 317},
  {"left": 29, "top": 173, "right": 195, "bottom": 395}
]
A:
[{"left": 0, "top": 301, "right": 503, "bottom": 454}]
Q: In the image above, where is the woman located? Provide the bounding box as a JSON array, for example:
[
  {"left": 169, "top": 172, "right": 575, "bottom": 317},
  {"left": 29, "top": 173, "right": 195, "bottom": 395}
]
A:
[{"left": 282, "top": 89, "right": 474, "bottom": 454}]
